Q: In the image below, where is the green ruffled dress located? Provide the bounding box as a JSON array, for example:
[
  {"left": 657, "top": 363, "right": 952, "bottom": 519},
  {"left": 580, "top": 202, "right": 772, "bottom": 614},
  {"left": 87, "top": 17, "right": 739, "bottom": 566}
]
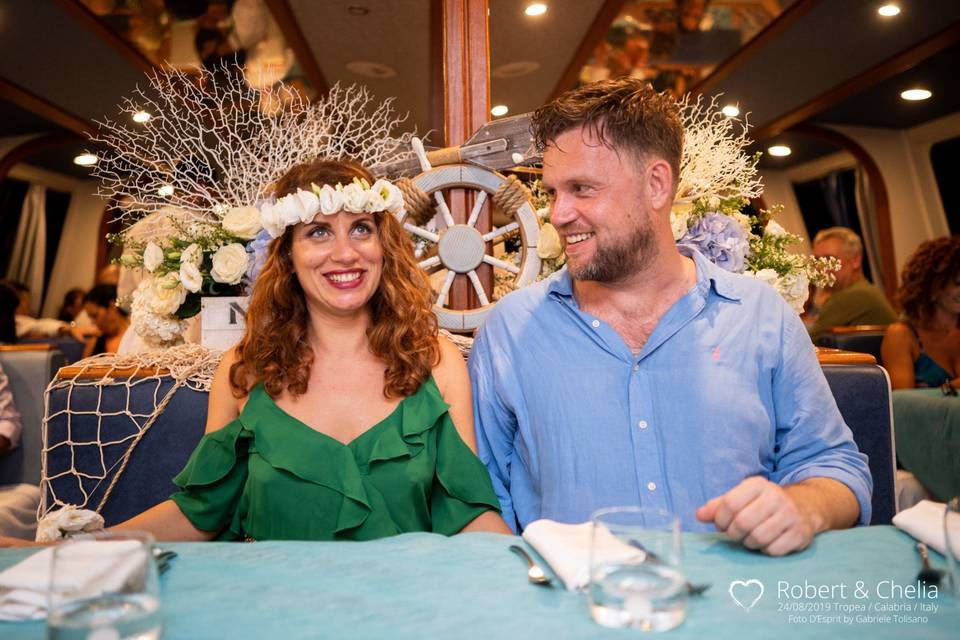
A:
[{"left": 170, "top": 376, "right": 500, "bottom": 541}]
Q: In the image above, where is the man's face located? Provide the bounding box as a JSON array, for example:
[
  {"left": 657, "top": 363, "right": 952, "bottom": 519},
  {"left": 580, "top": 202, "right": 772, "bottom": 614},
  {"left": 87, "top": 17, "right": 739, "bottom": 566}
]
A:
[
  {"left": 813, "top": 237, "right": 861, "bottom": 291},
  {"left": 542, "top": 126, "right": 658, "bottom": 283}
]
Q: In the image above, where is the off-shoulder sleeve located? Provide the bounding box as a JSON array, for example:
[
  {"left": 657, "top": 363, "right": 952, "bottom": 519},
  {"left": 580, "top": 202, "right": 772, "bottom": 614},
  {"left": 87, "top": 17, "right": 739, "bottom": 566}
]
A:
[
  {"left": 170, "top": 420, "right": 251, "bottom": 534},
  {"left": 430, "top": 413, "right": 502, "bottom": 535}
]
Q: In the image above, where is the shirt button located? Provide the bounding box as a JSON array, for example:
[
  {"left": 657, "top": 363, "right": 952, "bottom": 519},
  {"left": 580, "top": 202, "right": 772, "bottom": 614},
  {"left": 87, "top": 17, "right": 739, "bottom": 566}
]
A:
[
  {"left": 638, "top": 420, "right": 648, "bottom": 430},
  {"left": 632, "top": 364, "right": 640, "bottom": 372},
  {"left": 591, "top": 319, "right": 600, "bottom": 328},
  {"left": 647, "top": 482, "right": 657, "bottom": 492}
]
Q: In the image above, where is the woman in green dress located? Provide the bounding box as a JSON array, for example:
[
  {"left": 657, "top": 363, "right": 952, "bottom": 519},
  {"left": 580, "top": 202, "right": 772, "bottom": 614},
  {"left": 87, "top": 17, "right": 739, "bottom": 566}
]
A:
[{"left": 113, "top": 159, "right": 511, "bottom": 541}]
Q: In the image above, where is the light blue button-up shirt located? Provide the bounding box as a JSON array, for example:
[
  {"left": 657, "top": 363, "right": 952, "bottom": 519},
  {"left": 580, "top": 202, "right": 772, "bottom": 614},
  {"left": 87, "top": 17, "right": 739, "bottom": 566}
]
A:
[{"left": 469, "top": 248, "right": 872, "bottom": 533}]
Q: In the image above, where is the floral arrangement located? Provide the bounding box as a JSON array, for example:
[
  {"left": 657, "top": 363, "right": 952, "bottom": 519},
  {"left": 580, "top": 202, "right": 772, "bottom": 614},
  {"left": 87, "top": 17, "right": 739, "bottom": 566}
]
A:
[
  {"left": 498, "top": 95, "right": 838, "bottom": 314},
  {"left": 94, "top": 63, "right": 414, "bottom": 346}
]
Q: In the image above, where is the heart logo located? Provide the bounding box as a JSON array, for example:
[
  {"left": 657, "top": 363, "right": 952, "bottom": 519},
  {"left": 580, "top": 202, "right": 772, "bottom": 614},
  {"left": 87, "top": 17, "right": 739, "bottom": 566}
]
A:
[{"left": 728, "top": 579, "right": 764, "bottom": 611}]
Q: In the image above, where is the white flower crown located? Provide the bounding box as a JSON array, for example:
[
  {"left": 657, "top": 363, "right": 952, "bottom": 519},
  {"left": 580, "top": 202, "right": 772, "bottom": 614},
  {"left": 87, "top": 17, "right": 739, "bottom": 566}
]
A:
[{"left": 259, "top": 177, "right": 405, "bottom": 238}]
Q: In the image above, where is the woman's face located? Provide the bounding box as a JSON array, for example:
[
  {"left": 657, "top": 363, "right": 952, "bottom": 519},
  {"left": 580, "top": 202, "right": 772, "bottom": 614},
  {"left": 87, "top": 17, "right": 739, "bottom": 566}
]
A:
[
  {"left": 935, "top": 273, "right": 960, "bottom": 316},
  {"left": 290, "top": 211, "right": 384, "bottom": 318}
]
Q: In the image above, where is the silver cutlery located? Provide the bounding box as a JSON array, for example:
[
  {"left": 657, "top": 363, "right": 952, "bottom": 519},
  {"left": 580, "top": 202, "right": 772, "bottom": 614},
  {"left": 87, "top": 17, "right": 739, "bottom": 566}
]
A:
[
  {"left": 509, "top": 544, "right": 554, "bottom": 587},
  {"left": 153, "top": 548, "right": 177, "bottom": 575},
  {"left": 627, "top": 538, "right": 711, "bottom": 596}
]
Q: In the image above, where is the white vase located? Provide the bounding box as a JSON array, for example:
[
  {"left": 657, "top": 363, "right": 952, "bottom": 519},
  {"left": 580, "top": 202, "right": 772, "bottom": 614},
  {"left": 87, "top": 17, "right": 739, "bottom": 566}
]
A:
[{"left": 200, "top": 296, "right": 250, "bottom": 351}]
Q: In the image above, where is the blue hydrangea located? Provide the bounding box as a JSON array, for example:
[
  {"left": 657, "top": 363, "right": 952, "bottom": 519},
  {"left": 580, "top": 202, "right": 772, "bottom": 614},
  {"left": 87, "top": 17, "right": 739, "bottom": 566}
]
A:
[
  {"left": 245, "top": 229, "right": 273, "bottom": 291},
  {"left": 679, "top": 212, "right": 750, "bottom": 273}
]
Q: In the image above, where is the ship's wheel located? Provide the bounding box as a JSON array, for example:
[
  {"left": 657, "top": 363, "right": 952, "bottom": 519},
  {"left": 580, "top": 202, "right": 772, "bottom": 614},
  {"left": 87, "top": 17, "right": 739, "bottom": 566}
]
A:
[{"left": 395, "top": 164, "right": 541, "bottom": 332}]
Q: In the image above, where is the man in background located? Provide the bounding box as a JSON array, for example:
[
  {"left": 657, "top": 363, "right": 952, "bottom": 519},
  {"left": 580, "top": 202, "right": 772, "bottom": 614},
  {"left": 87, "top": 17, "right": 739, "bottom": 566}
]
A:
[{"left": 809, "top": 227, "right": 895, "bottom": 341}]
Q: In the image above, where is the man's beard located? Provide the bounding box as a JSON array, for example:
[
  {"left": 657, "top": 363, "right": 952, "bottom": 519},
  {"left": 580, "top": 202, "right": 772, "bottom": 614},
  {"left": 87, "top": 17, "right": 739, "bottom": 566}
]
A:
[{"left": 566, "top": 222, "right": 657, "bottom": 283}]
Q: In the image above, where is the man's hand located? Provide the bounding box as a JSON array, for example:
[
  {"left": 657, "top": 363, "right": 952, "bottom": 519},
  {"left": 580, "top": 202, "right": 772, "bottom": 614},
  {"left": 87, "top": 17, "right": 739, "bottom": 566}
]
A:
[{"left": 695, "top": 477, "right": 818, "bottom": 556}]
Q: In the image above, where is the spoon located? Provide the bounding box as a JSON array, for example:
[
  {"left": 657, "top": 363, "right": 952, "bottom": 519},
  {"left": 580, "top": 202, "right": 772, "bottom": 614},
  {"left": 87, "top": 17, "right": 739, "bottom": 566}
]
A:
[
  {"left": 916, "top": 542, "right": 945, "bottom": 586},
  {"left": 509, "top": 544, "right": 554, "bottom": 587}
]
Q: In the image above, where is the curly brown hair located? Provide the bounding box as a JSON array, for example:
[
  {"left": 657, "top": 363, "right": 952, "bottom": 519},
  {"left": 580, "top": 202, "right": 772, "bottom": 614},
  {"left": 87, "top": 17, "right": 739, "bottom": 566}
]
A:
[
  {"left": 230, "top": 159, "right": 439, "bottom": 400},
  {"left": 531, "top": 77, "right": 684, "bottom": 188},
  {"left": 898, "top": 236, "right": 960, "bottom": 324}
]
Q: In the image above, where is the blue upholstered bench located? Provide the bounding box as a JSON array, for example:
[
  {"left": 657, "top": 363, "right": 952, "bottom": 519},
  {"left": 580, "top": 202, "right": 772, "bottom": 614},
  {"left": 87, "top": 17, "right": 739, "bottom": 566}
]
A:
[{"left": 40, "top": 361, "right": 896, "bottom": 528}]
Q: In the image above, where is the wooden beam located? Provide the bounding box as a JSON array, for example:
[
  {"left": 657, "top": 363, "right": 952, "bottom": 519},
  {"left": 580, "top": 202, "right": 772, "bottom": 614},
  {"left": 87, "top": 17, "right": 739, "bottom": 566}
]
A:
[
  {"left": 0, "top": 133, "right": 84, "bottom": 185},
  {"left": 0, "top": 77, "right": 93, "bottom": 137},
  {"left": 264, "top": 0, "right": 330, "bottom": 96},
  {"left": 791, "top": 123, "right": 898, "bottom": 302},
  {"left": 691, "top": 0, "right": 823, "bottom": 96},
  {"left": 750, "top": 19, "right": 960, "bottom": 142},
  {"left": 439, "top": 0, "right": 492, "bottom": 311},
  {"left": 429, "top": 0, "right": 446, "bottom": 138},
  {"left": 550, "top": 0, "right": 626, "bottom": 100},
  {"left": 56, "top": 0, "right": 155, "bottom": 73}
]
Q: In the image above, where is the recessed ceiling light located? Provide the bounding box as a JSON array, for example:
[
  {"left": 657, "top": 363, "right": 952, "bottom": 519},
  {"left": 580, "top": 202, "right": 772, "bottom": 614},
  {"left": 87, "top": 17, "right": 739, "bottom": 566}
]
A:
[
  {"left": 345, "top": 60, "right": 397, "bottom": 78},
  {"left": 768, "top": 145, "right": 792, "bottom": 157},
  {"left": 878, "top": 4, "right": 900, "bottom": 17},
  {"left": 492, "top": 61, "right": 541, "bottom": 78},
  {"left": 132, "top": 110, "right": 151, "bottom": 123},
  {"left": 157, "top": 185, "right": 174, "bottom": 197},
  {"left": 525, "top": 3, "right": 547, "bottom": 17},
  {"left": 721, "top": 104, "right": 739, "bottom": 117},
  {"left": 73, "top": 153, "right": 98, "bottom": 166},
  {"left": 900, "top": 88, "right": 932, "bottom": 101},
  {"left": 491, "top": 105, "right": 509, "bottom": 117}
]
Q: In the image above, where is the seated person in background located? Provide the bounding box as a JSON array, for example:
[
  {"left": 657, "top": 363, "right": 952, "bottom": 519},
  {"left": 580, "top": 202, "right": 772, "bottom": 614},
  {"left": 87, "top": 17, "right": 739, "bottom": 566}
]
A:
[
  {"left": 881, "top": 236, "right": 960, "bottom": 390},
  {"left": 57, "top": 288, "right": 86, "bottom": 323},
  {"left": 1, "top": 159, "right": 509, "bottom": 546},
  {"left": 0, "top": 362, "right": 41, "bottom": 539},
  {"left": 471, "top": 78, "right": 871, "bottom": 556},
  {"left": 809, "top": 227, "right": 896, "bottom": 341},
  {"left": 81, "top": 284, "right": 130, "bottom": 357}
]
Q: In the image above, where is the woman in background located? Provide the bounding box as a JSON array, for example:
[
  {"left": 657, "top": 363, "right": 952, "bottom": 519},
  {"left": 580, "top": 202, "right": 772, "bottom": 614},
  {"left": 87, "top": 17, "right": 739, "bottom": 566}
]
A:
[{"left": 881, "top": 236, "right": 960, "bottom": 390}]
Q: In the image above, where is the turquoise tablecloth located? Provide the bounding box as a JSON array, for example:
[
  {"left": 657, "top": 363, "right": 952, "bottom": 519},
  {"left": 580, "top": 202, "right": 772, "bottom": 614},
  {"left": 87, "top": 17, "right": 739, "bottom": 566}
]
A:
[
  {"left": 893, "top": 388, "right": 960, "bottom": 500},
  {"left": 1, "top": 526, "right": 957, "bottom": 639}
]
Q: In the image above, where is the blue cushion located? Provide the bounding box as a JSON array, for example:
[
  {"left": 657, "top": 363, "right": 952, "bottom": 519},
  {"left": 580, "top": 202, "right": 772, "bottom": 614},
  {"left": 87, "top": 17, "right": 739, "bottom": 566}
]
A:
[
  {"left": 821, "top": 364, "right": 895, "bottom": 525},
  {"left": 43, "top": 378, "right": 208, "bottom": 526}
]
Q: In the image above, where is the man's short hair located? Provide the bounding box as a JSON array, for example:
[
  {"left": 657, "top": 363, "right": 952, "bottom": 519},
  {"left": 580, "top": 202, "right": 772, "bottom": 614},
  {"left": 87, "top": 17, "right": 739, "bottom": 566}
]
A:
[
  {"left": 813, "top": 227, "right": 863, "bottom": 259},
  {"left": 531, "top": 77, "right": 684, "bottom": 187}
]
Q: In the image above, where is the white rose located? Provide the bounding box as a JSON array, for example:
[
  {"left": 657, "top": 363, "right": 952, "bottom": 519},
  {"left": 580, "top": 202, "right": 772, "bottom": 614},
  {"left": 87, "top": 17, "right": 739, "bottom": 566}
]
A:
[
  {"left": 536, "top": 206, "right": 550, "bottom": 221},
  {"left": 259, "top": 201, "right": 285, "bottom": 238},
  {"left": 180, "top": 243, "right": 203, "bottom": 267},
  {"left": 211, "top": 243, "right": 249, "bottom": 285},
  {"left": 293, "top": 188, "right": 320, "bottom": 224},
  {"left": 707, "top": 196, "right": 721, "bottom": 210},
  {"left": 536, "top": 223, "right": 563, "bottom": 259},
  {"left": 370, "top": 179, "right": 404, "bottom": 214},
  {"left": 748, "top": 268, "right": 779, "bottom": 287},
  {"left": 340, "top": 182, "right": 368, "bottom": 213},
  {"left": 317, "top": 184, "right": 344, "bottom": 215},
  {"left": 143, "top": 241, "right": 164, "bottom": 272},
  {"left": 764, "top": 219, "right": 788, "bottom": 237},
  {"left": 179, "top": 261, "right": 203, "bottom": 293},
  {"left": 148, "top": 273, "right": 188, "bottom": 315},
  {"left": 222, "top": 206, "right": 263, "bottom": 240},
  {"left": 777, "top": 271, "right": 809, "bottom": 314}
]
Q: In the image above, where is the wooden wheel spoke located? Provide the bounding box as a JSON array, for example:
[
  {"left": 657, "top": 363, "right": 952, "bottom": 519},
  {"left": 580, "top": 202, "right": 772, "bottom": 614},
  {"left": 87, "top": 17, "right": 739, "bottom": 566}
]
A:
[
  {"left": 435, "top": 270, "right": 457, "bottom": 308},
  {"left": 467, "top": 270, "right": 490, "bottom": 306},
  {"left": 482, "top": 222, "right": 519, "bottom": 243},
  {"left": 482, "top": 255, "right": 520, "bottom": 274},
  {"left": 466, "top": 190, "right": 488, "bottom": 228},
  {"left": 404, "top": 223, "right": 440, "bottom": 243}
]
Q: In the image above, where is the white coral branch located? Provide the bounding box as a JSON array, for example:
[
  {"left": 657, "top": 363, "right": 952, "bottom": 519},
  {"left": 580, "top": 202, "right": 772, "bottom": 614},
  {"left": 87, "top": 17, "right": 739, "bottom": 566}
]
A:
[
  {"left": 90, "top": 62, "right": 415, "bottom": 224},
  {"left": 675, "top": 94, "right": 763, "bottom": 203}
]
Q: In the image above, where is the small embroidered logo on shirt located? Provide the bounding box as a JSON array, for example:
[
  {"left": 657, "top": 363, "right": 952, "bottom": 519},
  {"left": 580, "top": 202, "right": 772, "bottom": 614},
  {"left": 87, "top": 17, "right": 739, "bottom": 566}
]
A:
[{"left": 712, "top": 346, "right": 721, "bottom": 361}]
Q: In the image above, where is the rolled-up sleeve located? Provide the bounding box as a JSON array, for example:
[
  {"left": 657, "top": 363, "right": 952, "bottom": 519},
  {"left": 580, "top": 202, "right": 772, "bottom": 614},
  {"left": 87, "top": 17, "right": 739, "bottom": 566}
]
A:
[
  {"left": 770, "top": 312, "right": 874, "bottom": 525},
  {"left": 468, "top": 326, "right": 521, "bottom": 533},
  {"left": 0, "top": 363, "right": 22, "bottom": 449}
]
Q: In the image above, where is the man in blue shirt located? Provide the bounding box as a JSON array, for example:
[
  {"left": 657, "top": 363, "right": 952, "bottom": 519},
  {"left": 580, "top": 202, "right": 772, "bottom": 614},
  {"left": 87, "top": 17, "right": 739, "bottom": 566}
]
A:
[{"left": 469, "top": 78, "right": 872, "bottom": 556}]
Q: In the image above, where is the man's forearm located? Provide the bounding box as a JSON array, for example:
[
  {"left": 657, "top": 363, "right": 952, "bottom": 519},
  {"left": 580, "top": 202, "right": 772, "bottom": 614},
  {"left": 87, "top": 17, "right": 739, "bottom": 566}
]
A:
[{"left": 785, "top": 477, "right": 860, "bottom": 533}]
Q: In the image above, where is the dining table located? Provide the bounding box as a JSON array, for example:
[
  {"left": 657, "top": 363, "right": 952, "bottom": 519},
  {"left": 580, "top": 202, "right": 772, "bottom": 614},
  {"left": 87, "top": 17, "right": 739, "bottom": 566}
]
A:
[{"left": 1, "top": 526, "right": 957, "bottom": 639}]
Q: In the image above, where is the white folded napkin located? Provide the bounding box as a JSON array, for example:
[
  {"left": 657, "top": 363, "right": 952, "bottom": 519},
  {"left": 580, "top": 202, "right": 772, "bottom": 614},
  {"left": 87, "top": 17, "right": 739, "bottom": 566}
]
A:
[
  {"left": 0, "top": 540, "right": 143, "bottom": 622},
  {"left": 521, "top": 519, "right": 644, "bottom": 590},
  {"left": 892, "top": 500, "right": 948, "bottom": 555}
]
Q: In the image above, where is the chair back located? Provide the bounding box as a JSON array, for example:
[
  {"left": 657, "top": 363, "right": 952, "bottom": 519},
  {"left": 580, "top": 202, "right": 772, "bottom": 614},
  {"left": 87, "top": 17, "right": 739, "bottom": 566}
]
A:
[
  {"left": 821, "top": 363, "right": 895, "bottom": 524},
  {"left": 815, "top": 325, "right": 888, "bottom": 363},
  {"left": 0, "top": 345, "right": 67, "bottom": 485},
  {"left": 43, "top": 372, "right": 208, "bottom": 526}
]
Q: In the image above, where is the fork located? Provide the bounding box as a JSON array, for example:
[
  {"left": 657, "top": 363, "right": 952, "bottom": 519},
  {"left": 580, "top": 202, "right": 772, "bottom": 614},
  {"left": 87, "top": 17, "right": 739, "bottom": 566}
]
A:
[{"left": 153, "top": 548, "right": 177, "bottom": 574}]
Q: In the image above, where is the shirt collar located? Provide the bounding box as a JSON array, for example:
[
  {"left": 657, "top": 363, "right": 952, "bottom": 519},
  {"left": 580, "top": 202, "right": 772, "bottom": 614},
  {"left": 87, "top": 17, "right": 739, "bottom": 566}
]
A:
[{"left": 545, "top": 247, "right": 742, "bottom": 302}]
